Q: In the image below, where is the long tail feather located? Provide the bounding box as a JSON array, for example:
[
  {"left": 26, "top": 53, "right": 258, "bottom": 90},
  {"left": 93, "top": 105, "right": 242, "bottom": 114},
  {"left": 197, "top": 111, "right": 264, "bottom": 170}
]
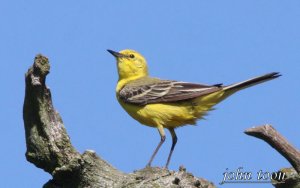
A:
[{"left": 224, "top": 72, "right": 281, "bottom": 91}]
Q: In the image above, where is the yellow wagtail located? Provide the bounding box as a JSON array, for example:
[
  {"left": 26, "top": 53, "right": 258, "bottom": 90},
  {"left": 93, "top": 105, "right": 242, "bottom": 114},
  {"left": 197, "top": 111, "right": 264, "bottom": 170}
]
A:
[{"left": 107, "top": 49, "right": 280, "bottom": 168}]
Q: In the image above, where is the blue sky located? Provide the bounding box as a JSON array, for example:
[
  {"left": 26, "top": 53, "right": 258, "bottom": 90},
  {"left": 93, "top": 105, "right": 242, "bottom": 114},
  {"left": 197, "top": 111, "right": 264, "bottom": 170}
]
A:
[{"left": 1, "top": 1, "right": 299, "bottom": 187}]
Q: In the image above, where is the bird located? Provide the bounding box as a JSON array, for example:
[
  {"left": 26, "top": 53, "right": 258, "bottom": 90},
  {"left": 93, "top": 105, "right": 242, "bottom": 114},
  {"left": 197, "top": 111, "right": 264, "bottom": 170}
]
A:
[{"left": 107, "top": 49, "right": 280, "bottom": 168}]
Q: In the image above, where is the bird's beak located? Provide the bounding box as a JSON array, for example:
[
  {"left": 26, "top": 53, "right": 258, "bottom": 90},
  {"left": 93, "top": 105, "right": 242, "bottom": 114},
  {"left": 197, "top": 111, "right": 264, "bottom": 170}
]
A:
[{"left": 107, "top": 49, "right": 125, "bottom": 58}]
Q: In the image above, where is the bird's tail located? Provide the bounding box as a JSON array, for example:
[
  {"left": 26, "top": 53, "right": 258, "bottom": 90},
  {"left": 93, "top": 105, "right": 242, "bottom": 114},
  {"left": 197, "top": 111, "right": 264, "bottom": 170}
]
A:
[
  {"left": 191, "top": 72, "right": 280, "bottom": 120},
  {"left": 223, "top": 72, "right": 281, "bottom": 92}
]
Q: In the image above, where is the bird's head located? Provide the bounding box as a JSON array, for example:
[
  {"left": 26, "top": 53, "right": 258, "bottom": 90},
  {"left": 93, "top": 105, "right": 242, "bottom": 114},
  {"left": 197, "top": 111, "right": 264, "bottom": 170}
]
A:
[{"left": 107, "top": 49, "right": 148, "bottom": 80}]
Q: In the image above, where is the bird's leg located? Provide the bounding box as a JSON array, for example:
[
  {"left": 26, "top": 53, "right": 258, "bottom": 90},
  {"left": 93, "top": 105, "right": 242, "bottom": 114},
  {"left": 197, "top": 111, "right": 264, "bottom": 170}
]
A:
[
  {"left": 146, "top": 125, "right": 165, "bottom": 167},
  {"left": 165, "top": 128, "right": 177, "bottom": 168}
]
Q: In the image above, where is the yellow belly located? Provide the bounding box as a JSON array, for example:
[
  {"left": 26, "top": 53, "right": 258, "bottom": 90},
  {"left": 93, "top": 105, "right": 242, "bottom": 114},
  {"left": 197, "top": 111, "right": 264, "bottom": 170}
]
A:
[{"left": 117, "top": 90, "right": 227, "bottom": 129}]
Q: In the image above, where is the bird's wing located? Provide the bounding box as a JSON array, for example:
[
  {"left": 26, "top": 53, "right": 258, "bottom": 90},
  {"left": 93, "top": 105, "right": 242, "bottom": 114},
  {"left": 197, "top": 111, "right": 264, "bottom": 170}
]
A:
[{"left": 119, "top": 79, "right": 223, "bottom": 105}]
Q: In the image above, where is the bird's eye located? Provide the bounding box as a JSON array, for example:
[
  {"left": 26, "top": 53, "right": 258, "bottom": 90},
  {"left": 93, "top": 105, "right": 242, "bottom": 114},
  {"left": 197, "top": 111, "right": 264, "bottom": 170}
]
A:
[{"left": 129, "top": 54, "right": 135, "bottom": 58}]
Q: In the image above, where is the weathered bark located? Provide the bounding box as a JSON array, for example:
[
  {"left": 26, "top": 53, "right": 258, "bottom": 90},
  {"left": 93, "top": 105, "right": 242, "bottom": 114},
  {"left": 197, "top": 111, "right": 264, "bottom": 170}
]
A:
[
  {"left": 23, "top": 54, "right": 216, "bottom": 188},
  {"left": 245, "top": 125, "right": 300, "bottom": 188}
]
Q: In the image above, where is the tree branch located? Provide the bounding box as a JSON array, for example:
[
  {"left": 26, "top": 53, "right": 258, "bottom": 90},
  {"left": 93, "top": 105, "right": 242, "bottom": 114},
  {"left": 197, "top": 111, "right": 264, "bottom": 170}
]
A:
[
  {"left": 23, "top": 54, "right": 216, "bottom": 188},
  {"left": 23, "top": 54, "right": 81, "bottom": 173},
  {"left": 245, "top": 125, "right": 300, "bottom": 188},
  {"left": 245, "top": 125, "right": 300, "bottom": 174}
]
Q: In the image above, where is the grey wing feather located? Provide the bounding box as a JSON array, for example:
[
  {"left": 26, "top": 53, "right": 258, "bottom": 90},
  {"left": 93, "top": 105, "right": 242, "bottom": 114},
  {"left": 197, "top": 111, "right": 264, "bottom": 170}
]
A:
[{"left": 119, "top": 79, "right": 223, "bottom": 105}]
